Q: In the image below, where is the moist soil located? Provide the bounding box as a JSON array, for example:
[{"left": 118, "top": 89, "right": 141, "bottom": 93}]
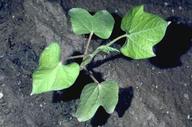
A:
[{"left": 0, "top": 0, "right": 192, "bottom": 127}]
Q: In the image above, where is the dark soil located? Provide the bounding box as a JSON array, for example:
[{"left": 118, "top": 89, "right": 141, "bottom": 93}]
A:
[{"left": 0, "top": 0, "right": 192, "bottom": 127}]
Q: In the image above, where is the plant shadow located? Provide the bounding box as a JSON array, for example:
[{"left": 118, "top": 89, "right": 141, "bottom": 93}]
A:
[
  {"left": 91, "top": 86, "right": 134, "bottom": 126},
  {"left": 87, "top": 54, "right": 132, "bottom": 69},
  {"left": 90, "top": 107, "right": 110, "bottom": 126},
  {"left": 116, "top": 86, "right": 134, "bottom": 117},
  {"left": 149, "top": 16, "right": 192, "bottom": 68},
  {"left": 52, "top": 70, "right": 95, "bottom": 102}
]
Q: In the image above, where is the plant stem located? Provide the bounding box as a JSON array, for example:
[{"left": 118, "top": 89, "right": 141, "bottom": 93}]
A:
[
  {"left": 80, "top": 34, "right": 128, "bottom": 69},
  {"left": 89, "top": 73, "right": 99, "bottom": 84},
  {"left": 84, "top": 68, "right": 99, "bottom": 84},
  {"left": 80, "top": 34, "right": 128, "bottom": 84},
  {"left": 84, "top": 32, "right": 94, "bottom": 56},
  {"left": 67, "top": 55, "right": 84, "bottom": 60},
  {"left": 79, "top": 33, "right": 128, "bottom": 84},
  {"left": 106, "top": 34, "right": 128, "bottom": 47}
]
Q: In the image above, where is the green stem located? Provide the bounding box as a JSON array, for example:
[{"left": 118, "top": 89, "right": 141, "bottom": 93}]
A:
[
  {"left": 84, "top": 32, "right": 94, "bottom": 56},
  {"left": 80, "top": 34, "right": 128, "bottom": 82},
  {"left": 84, "top": 68, "right": 99, "bottom": 84},
  {"left": 80, "top": 34, "right": 128, "bottom": 69},
  {"left": 91, "top": 34, "right": 128, "bottom": 58},
  {"left": 106, "top": 34, "right": 128, "bottom": 47},
  {"left": 89, "top": 72, "right": 99, "bottom": 84}
]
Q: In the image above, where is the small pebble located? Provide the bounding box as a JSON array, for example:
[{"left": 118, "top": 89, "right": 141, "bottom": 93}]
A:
[
  {"left": 40, "top": 104, "right": 43, "bottom": 107},
  {"left": 178, "top": 6, "right": 182, "bottom": 10},
  {"left": 59, "top": 121, "right": 62, "bottom": 125},
  {"left": 184, "top": 93, "right": 189, "bottom": 100},
  {"left": 0, "top": 75, "right": 4, "bottom": 81},
  {"left": 17, "top": 80, "right": 21, "bottom": 85},
  {"left": 184, "top": 83, "right": 187, "bottom": 87},
  {"left": 0, "top": 53, "right": 4, "bottom": 58},
  {"left": 187, "top": 115, "right": 192, "bottom": 120},
  {"left": 166, "top": 111, "right": 169, "bottom": 114},
  {"left": 171, "top": 9, "right": 175, "bottom": 14},
  {"left": 139, "top": 82, "right": 143, "bottom": 86},
  {"left": 0, "top": 92, "right": 3, "bottom": 99},
  {"left": 164, "top": 2, "right": 169, "bottom": 6}
]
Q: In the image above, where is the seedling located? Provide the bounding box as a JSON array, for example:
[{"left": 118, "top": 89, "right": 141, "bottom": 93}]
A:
[{"left": 31, "top": 5, "right": 168, "bottom": 122}]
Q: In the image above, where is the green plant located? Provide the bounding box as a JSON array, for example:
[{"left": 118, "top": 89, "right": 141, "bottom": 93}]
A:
[{"left": 31, "top": 5, "right": 168, "bottom": 122}]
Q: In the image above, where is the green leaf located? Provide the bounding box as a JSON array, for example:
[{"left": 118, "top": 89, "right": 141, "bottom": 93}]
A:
[
  {"left": 39, "top": 42, "right": 61, "bottom": 69},
  {"left": 69, "top": 8, "right": 115, "bottom": 39},
  {"left": 75, "top": 80, "right": 119, "bottom": 122},
  {"left": 31, "top": 43, "right": 80, "bottom": 95},
  {"left": 120, "top": 5, "right": 168, "bottom": 59},
  {"left": 97, "top": 45, "right": 120, "bottom": 54}
]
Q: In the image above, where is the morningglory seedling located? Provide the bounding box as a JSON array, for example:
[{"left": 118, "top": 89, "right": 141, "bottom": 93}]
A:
[{"left": 31, "top": 5, "right": 168, "bottom": 122}]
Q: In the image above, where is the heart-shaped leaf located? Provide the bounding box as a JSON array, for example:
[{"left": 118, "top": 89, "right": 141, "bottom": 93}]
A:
[
  {"left": 75, "top": 80, "right": 119, "bottom": 122},
  {"left": 31, "top": 43, "right": 80, "bottom": 95},
  {"left": 69, "top": 8, "right": 115, "bottom": 39},
  {"left": 120, "top": 5, "right": 168, "bottom": 59}
]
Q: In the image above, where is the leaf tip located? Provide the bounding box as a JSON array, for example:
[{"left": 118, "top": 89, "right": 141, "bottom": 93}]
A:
[
  {"left": 30, "top": 91, "right": 34, "bottom": 96},
  {"left": 168, "top": 21, "right": 171, "bottom": 26},
  {"left": 30, "top": 88, "right": 38, "bottom": 95},
  {"left": 106, "top": 109, "right": 115, "bottom": 114},
  {"left": 48, "top": 41, "right": 60, "bottom": 46},
  {"left": 77, "top": 117, "right": 84, "bottom": 122},
  {"left": 134, "top": 4, "right": 144, "bottom": 12},
  {"left": 74, "top": 113, "right": 86, "bottom": 122},
  {"left": 68, "top": 8, "right": 80, "bottom": 15}
]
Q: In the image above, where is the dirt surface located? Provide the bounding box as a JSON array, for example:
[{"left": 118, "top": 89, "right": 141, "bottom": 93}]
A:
[{"left": 0, "top": 0, "right": 192, "bottom": 127}]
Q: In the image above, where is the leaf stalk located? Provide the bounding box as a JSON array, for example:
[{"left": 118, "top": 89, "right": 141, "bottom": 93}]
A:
[
  {"left": 84, "top": 68, "right": 99, "bottom": 84},
  {"left": 106, "top": 34, "right": 128, "bottom": 47},
  {"left": 84, "top": 32, "right": 94, "bottom": 56}
]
